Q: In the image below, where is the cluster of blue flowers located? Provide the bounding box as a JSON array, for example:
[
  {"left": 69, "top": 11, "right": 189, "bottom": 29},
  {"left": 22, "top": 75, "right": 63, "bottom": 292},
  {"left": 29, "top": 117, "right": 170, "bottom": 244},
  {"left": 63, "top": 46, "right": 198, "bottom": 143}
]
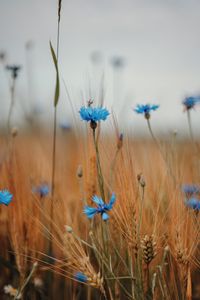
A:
[
  {"left": 185, "top": 198, "right": 200, "bottom": 210},
  {"left": 182, "top": 184, "right": 200, "bottom": 211},
  {"left": 182, "top": 184, "right": 200, "bottom": 197},
  {"left": 84, "top": 194, "right": 116, "bottom": 221},
  {"left": 0, "top": 190, "right": 13, "bottom": 206},
  {"left": 32, "top": 183, "right": 50, "bottom": 198}
]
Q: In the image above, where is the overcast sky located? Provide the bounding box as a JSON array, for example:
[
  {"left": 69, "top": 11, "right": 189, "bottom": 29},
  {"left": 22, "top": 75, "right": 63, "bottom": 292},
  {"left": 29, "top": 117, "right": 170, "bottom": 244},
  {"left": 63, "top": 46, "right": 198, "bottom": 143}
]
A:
[{"left": 0, "top": 0, "right": 200, "bottom": 135}]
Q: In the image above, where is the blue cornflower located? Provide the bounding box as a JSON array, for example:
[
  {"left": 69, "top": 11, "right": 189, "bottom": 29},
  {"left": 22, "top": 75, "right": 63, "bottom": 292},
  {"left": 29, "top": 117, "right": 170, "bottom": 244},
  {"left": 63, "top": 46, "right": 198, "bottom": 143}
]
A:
[
  {"left": 0, "top": 190, "right": 13, "bottom": 206},
  {"left": 134, "top": 104, "right": 159, "bottom": 119},
  {"left": 185, "top": 198, "right": 200, "bottom": 211},
  {"left": 79, "top": 106, "right": 109, "bottom": 128},
  {"left": 182, "top": 184, "right": 200, "bottom": 197},
  {"left": 33, "top": 183, "right": 50, "bottom": 198},
  {"left": 84, "top": 194, "right": 116, "bottom": 221},
  {"left": 74, "top": 272, "right": 88, "bottom": 283},
  {"left": 182, "top": 96, "right": 200, "bottom": 110}
]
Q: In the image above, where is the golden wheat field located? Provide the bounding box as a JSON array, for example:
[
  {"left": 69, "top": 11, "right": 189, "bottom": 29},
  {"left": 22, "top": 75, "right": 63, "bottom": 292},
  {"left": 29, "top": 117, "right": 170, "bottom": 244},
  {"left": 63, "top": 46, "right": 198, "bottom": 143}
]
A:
[{"left": 0, "top": 128, "right": 199, "bottom": 300}]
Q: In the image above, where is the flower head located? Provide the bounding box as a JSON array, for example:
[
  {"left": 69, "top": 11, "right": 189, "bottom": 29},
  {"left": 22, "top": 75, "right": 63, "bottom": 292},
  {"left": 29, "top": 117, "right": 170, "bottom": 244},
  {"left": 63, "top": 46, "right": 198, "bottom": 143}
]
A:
[
  {"left": 79, "top": 106, "right": 109, "bottom": 125},
  {"left": 84, "top": 193, "right": 116, "bottom": 221},
  {"left": 182, "top": 184, "right": 200, "bottom": 197},
  {"left": 74, "top": 272, "right": 88, "bottom": 283},
  {"left": 6, "top": 65, "right": 21, "bottom": 79},
  {"left": 59, "top": 122, "right": 71, "bottom": 131},
  {"left": 4, "top": 285, "right": 20, "bottom": 298},
  {"left": 32, "top": 183, "right": 50, "bottom": 198},
  {"left": 0, "top": 190, "right": 13, "bottom": 206},
  {"left": 185, "top": 198, "right": 200, "bottom": 211},
  {"left": 134, "top": 104, "right": 159, "bottom": 119},
  {"left": 182, "top": 96, "right": 200, "bottom": 110}
]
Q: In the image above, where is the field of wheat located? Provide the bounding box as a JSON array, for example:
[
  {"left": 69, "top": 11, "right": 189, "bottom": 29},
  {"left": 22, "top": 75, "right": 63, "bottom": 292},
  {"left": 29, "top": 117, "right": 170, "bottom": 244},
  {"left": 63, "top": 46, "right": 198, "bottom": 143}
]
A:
[{"left": 0, "top": 123, "right": 199, "bottom": 300}]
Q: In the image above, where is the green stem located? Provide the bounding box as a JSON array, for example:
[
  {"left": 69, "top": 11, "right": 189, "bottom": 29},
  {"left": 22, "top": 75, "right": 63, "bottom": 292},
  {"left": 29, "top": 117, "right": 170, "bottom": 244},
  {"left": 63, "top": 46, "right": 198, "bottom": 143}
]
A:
[
  {"left": 187, "top": 110, "right": 194, "bottom": 142},
  {"left": 92, "top": 128, "right": 105, "bottom": 201}
]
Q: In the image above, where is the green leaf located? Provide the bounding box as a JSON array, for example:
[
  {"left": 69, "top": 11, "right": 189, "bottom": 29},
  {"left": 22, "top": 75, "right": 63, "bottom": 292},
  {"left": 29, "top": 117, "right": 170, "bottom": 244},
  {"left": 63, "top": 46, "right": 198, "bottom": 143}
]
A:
[{"left": 50, "top": 41, "right": 60, "bottom": 107}]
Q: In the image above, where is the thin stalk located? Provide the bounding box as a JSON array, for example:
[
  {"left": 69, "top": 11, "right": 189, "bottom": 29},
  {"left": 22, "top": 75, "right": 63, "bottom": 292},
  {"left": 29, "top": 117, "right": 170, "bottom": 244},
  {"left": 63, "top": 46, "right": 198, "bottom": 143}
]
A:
[
  {"left": 137, "top": 186, "right": 145, "bottom": 237},
  {"left": 136, "top": 185, "right": 145, "bottom": 299},
  {"left": 7, "top": 77, "right": 16, "bottom": 133},
  {"left": 187, "top": 110, "right": 194, "bottom": 142},
  {"left": 92, "top": 128, "right": 105, "bottom": 201},
  {"left": 14, "top": 262, "right": 38, "bottom": 300},
  {"left": 187, "top": 110, "right": 200, "bottom": 154},
  {"left": 48, "top": 3, "right": 61, "bottom": 298},
  {"left": 128, "top": 250, "right": 135, "bottom": 300}
]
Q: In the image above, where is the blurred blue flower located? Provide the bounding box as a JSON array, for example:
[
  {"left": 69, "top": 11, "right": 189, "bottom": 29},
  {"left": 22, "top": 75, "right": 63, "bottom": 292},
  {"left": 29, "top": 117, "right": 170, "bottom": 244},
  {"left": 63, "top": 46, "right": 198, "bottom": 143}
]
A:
[
  {"left": 134, "top": 104, "right": 159, "bottom": 119},
  {"left": 182, "top": 96, "right": 200, "bottom": 110},
  {"left": 79, "top": 106, "right": 109, "bottom": 122},
  {"left": 182, "top": 184, "right": 200, "bottom": 197},
  {"left": 59, "top": 122, "right": 71, "bottom": 131},
  {"left": 185, "top": 198, "right": 200, "bottom": 210},
  {"left": 84, "top": 194, "right": 116, "bottom": 221},
  {"left": 74, "top": 272, "right": 88, "bottom": 283},
  {"left": 0, "top": 190, "right": 13, "bottom": 206},
  {"left": 33, "top": 183, "right": 50, "bottom": 198}
]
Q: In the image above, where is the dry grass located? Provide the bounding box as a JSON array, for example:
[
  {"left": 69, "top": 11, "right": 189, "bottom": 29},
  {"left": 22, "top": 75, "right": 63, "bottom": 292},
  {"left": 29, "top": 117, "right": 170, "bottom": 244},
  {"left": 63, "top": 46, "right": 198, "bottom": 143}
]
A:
[{"left": 0, "top": 129, "right": 199, "bottom": 299}]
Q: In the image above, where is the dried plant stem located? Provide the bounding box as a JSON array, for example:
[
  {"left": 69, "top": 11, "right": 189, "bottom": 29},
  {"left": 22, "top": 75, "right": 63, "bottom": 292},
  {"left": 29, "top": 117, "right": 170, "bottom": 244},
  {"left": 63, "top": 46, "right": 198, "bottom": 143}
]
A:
[
  {"left": 7, "top": 77, "right": 16, "bottom": 133},
  {"left": 14, "top": 262, "right": 38, "bottom": 300}
]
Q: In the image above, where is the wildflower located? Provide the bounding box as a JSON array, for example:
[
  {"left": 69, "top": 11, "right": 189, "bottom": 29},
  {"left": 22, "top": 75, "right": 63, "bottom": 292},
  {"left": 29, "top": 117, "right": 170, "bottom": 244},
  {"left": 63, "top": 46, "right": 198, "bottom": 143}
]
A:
[
  {"left": 79, "top": 106, "right": 109, "bottom": 130},
  {"left": 0, "top": 190, "right": 13, "bottom": 206},
  {"left": 185, "top": 198, "right": 200, "bottom": 210},
  {"left": 4, "top": 285, "right": 21, "bottom": 298},
  {"left": 117, "top": 133, "right": 123, "bottom": 150},
  {"left": 182, "top": 184, "right": 200, "bottom": 197},
  {"left": 134, "top": 104, "right": 159, "bottom": 119},
  {"left": 84, "top": 194, "right": 116, "bottom": 221},
  {"left": 32, "top": 183, "right": 50, "bottom": 198},
  {"left": 59, "top": 122, "right": 71, "bottom": 130},
  {"left": 0, "top": 51, "right": 6, "bottom": 62},
  {"left": 33, "top": 277, "right": 43, "bottom": 288},
  {"left": 182, "top": 96, "right": 200, "bottom": 110},
  {"left": 111, "top": 56, "right": 125, "bottom": 69},
  {"left": 6, "top": 65, "right": 21, "bottom": 79},
  {"left": 74, "top": 272, "right": 88, "bottom": 283}
]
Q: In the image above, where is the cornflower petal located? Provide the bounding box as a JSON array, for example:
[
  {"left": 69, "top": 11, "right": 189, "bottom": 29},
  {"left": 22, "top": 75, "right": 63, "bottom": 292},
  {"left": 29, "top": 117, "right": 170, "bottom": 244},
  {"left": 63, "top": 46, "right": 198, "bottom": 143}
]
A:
[
  {"left": 102, "top": 212, "right": 109, "bottom": 221},
  {"left": 92, "top": 195, "right": 104, "bottom": 206},
  {"left": 74, "top": 272, "right": 88, "bottom": 283},
  {"left": 134, "top": 104, "right": 159, "bottom": 115},
  {"left": 0, "top": 190, "right": 13, "bottom": 206},
  {"left": 107, "top": 193, "right": 116, "bottom": 210},
  {"left": 83, "top": 206, "right": 98, "bottom": 219},
  {"left": 79, "top": 106, "right": 109, "bottom": 122}
]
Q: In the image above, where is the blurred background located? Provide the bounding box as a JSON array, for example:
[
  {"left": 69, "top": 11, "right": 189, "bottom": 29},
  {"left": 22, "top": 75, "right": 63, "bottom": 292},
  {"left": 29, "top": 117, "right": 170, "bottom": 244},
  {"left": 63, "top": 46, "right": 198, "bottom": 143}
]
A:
[{"left": 1, "top": 0, "right": 200, "bottom": 136}]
